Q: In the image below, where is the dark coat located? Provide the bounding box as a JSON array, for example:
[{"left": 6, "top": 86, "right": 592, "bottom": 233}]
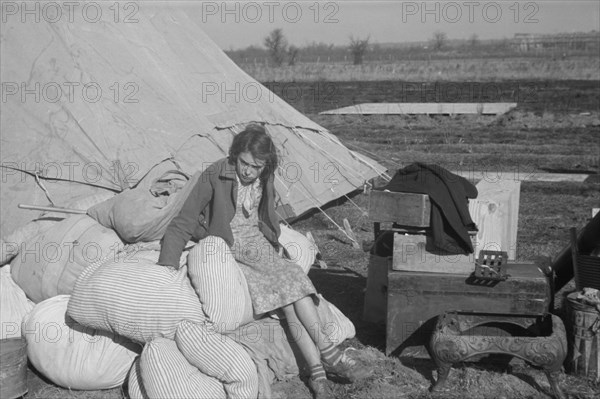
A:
[
  {"left": 158, "top": 157, "right": 281, "bottom": 267},
  {"left": 383, "top": 163, "right": 478, "bottom": 255}
]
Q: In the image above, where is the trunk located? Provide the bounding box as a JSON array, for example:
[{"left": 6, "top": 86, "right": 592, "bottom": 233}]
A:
[{"left": 386, "top": 260, "right": 552, "bottom": 356}]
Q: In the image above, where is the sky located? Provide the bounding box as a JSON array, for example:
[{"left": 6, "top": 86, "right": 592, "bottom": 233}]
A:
[{"left": 171, "top": 1, "right": 600, "bottom": 50}]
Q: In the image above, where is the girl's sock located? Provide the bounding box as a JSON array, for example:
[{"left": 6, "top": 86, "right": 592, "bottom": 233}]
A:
[
  {"left": 320, "top": 344, "right": 343, "bottom": 366},
  {"left": 309, "top": 364, "right": 326, "bottom": 381}
]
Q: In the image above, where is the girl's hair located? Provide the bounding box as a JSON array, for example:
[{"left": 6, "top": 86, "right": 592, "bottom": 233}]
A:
[{"left": 229, "top": 124, "right": 278, "bottom": 182}]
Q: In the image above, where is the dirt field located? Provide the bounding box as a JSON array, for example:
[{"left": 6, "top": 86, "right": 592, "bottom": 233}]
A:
[
  {"left": 265, "top": 80, "right": 599, "bottom": 115},
  {"left": 241, "top": 57, "right": 600, "bottom": 83},
  {"left": 22, "top": 79, "right": 600, "bottom": 399}
]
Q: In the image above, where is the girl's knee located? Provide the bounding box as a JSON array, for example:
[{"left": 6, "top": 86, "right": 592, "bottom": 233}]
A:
[
  {"left": 281, "top": 303, "right": 294, "bottom": 311},
  {"left": 281, "top": 303, "right": 296, "bottom": 317}
]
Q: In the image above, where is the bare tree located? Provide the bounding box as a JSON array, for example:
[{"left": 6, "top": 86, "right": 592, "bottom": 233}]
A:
[
  {"left": 469, "top": 33, "right": 479, "bottom": 48},
  {"left": 287, "top": 45, "right": 299, "bottom": 66},
  {"left": 349, "top": 36, "right": 370, "bottom": 65},
  {"left": 432, "top": 31, "right": 448, "bottom": 51},
  {"left": 264, "top": 28, "right": 288, "bottom": 66}
]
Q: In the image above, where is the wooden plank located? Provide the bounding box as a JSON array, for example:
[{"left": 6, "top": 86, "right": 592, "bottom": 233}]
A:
[
  {"left": 468, "top": 179, "right": 521, "bottom": 260},
  {"left": 452, "top": 170, "right": 590, "bottom": 183},
  {"left": 391, "top": 233, "right": 476, "bottom": 274},
  {"left": 368, "top": 190, "right": 430, "bottom": 227},
  {"left": 362, "top": 255, "right": 389, "bottom": 324},
  {"left": 320, "top": 102, "right": 517, "bottom": 115}
]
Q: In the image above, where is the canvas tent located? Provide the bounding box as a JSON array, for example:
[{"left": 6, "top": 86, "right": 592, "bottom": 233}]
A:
[{"left": 0, "top": 3, "right": 386, "bottom": 239}]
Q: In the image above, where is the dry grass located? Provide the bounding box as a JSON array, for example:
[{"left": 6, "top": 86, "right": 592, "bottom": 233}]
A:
[
  {"left": 26, "top": 367, "right": 124, "bottom": 399},
  {"left": 240, "top": 57, "right": 600, "bottom": 82}
]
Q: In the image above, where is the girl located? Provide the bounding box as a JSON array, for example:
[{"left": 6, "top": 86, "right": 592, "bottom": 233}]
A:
[{"left": 158, "top": 124, "right": 370, "bottom": 398}]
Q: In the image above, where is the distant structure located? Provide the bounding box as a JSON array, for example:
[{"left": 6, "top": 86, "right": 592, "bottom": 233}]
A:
[{"left": 514, "top": 31, "right": 600, "bottom": 53}]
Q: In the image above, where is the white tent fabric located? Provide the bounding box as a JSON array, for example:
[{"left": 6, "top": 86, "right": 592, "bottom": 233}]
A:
[{"left": 0, "top": 3, "right": 386, "bottom": 237}]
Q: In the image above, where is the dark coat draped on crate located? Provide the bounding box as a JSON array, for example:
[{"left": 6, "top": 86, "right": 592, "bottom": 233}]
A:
[{"left": 383, "top": 163, "right": 478, "bottom": 255}]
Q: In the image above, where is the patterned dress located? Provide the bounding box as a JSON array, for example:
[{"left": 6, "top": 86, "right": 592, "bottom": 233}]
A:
[{"left": 231, "top": 176, "right": 317, "bottom": 315}]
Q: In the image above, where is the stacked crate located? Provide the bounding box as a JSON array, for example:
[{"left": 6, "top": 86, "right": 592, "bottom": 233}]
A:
[{"left": 363, "top": 190, "right": 550, "bottom": 357}]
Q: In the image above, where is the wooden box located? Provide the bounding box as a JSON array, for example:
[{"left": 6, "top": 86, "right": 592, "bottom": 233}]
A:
[
  {"left": 368, "top": 191, "right": 430, "bottom": 227},
  {"left": 392, "top": 232, "right": 477, "bottom": 274},
  {"left": 386, "top": 261, "right": 552, "bottom": 356}
]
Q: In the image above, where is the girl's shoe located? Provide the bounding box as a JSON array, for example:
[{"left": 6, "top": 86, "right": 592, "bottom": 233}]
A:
[
  {"left": 323, "top": 350, "right": 372, "bottom": 383},
  {"left": 307, "top": 377, "right": 334, "bottom": 399}
]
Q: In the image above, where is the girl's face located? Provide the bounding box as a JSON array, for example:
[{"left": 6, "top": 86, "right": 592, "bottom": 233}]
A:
[{"left": 236, "top": 151, "right": 266, "bottom": 185}]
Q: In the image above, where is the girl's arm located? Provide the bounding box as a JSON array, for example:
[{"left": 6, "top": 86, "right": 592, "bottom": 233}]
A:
[{"left": 157, "top": 168, "right": 214, "bottom": 267}]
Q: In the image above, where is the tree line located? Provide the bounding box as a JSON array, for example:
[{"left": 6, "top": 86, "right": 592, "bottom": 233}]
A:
[
  {"left": 226, "top": 29, "right": 600, "bottom": 66},
  {"left": 261, "top": 28, "right": 370, "bottom": 66}
]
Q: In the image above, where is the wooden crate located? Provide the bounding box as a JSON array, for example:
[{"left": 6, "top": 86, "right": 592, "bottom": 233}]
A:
[
  {"left": 391, "top": 232, "right": 477, "bottom": 274},
  {"left": 386, "top": 262, "right": 552, "bottom": 356},
  {"left": 368, "top": 191, "right": 430, "bottom": 227}
]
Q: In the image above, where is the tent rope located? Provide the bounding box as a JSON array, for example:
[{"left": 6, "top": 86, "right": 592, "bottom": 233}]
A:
[
  {"left": 343, "top": 142, "right": 396, "bottom": 182},
  {"left": 350, "top": 151, "right": 393, "bottom": 181},
  {"left": 289, "top": 127, "right": 383, "bottom": 184},
  {"left": 343, "top": 193, "right": 372, "bottom": 232},
  {"left": 273, "top": 172, "right": 359, "bottom": 245},
  {"left": 343, "top": 192, "right": 368, "bottom": 217},
  {"left": 315, "top": 205, "right": 359, "bottom": 246},
  {"left": 34, "top": 171, "right": 55, "bottom": 206}
]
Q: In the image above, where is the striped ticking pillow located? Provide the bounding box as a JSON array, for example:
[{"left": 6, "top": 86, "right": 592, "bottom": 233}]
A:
[
  {"left": 24, "top": 295, "right": 140, "bottom": 390},
  {"left": 140, "top": 337, "right": 226, "bottom": 399},
  {"left": 187, "top": 236, "right": 254, "bottom": 332},
  {"left": 67, "top": 250, "right": 205, "bottom": 343},
  {"left": 126, "top": 357, "right": 146, "bottom": 399},
  {"left": 175, "top": 320, "right": 259, "bottom": 399}
]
